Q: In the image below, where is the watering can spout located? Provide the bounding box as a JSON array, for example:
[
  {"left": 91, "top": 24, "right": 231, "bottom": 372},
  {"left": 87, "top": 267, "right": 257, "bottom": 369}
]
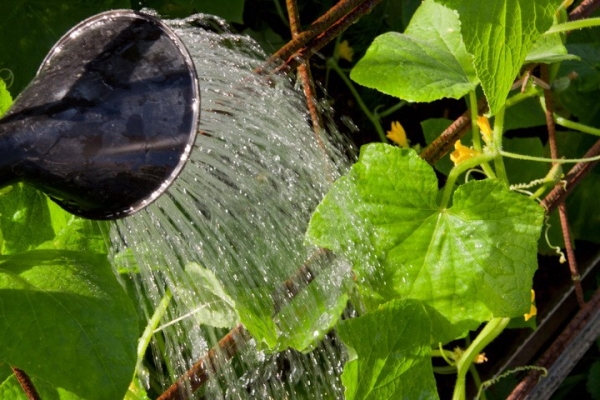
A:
[{"left": 0, "top": 10, "right": 200, "bottom": 220}]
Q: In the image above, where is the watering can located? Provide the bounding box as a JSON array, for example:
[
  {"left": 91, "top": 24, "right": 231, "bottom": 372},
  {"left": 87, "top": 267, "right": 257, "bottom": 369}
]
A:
[{"left": 0, "top": 10, "right": 200, "bottom": 219}]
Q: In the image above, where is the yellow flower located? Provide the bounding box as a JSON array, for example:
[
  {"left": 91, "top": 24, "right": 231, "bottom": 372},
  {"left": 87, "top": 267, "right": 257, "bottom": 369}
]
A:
[
  {"left": 387, "top": 121, "right": 409, "bottom": 148},
  {"left": 476, "top": 116, "right": 493, "bottom": 145},
  {"left": 450, "top": 140, "right": 480, "bottom": 165},
  {"left": 524, "top": 290, "right": 537, "bottom": 322},
  {"left": 337, "top": 40, "right": 354, "bottom": 62},
  {"left": 474, "top": 353, "right": 488, "bottom": 364}
]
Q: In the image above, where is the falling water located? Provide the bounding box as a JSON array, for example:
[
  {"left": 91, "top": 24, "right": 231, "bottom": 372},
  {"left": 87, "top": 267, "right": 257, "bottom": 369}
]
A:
[{"left": 108, "top": 12, "right": 353, "bottom": 399}]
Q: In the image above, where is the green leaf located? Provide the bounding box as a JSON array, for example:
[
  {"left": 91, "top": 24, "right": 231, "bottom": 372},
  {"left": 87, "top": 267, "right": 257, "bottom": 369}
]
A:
[
  {"left": 557, "top": 42, "right": 600, "bottom": 127},
  {"left": 504, "top": 97, "right": 547, "bottom": 132},
  {"left": 350, "top": 0, "right": 477, "bottom": 103},
  {"left": 525, "top": 32, "right": 579, "bottom": 64},
  {"left": 437, "top": 0, "right": 560, "bottom": 115},
  {"left": 587, "top": 361, "right": 600, "bottom": 399},
  {"left": 274, "top": 253, "right": 353, "bottom": 351},
  {"left": 0, "top": 184, "right": 55, "bottom": 255},
  {"left": 338, "top": 299, "right": 439, "bottom": 400},
  {"left": 0, "top": 250, "right": 138, "bottom": 400},
  {"left": 183, "top": 262, "right": 237, "bottom": 329},
  {"left": 0, "top": 373, "right": 83, "bottom": 400},
  {"left": 503, "top": 137, "right": 548, "bottom": 186},
  {"left": 306, "top": 144, "right": 544, "bottom": 334},
  {"left": 0, "top": 78, "right": 12, "bottom": 116}
]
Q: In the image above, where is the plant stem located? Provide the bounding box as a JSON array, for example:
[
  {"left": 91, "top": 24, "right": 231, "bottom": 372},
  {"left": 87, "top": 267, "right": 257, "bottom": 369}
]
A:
[
  {"left": 504, "top": 85, "right": 541, "bottom": 108},
  {"left": 555, "top": 115, "right": 600, "bottom": 137},
  {"left": 452, "top": 317, "right": 510, "bottom": 400},
  {"left": 135, "top": 289, "right": 172, "bottom": 376},
  {"left": 468, "top": 91, "right": 496, "bottom": 178},
  {"left": 491, "top": 106, "right": 508, "bottom": 184},
  {"left": 469, "top": 363, "right": 486, "bottom": 400},
  {"left": 469, "top": 91, "right": 482, "bottom": 152},
  {"left": 500, "top": 150, "right": 600, "bottom": 163},
  {"left": 441, "top": 153, "right": 496, "bottom": 208},
  {"left": 376, "top": 100, "right": 407, "bottom": 118},
  {"left": 545, "top": 17, "right": 600, "bottom": 34},
  {"left": 327, "top": 57, "right": 388, "bottom": 142}
]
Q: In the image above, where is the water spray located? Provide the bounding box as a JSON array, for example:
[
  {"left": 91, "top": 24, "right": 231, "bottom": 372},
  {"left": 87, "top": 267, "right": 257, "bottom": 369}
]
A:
[{"left": 0, "top": 10, "right": 200, "bottom": 220}]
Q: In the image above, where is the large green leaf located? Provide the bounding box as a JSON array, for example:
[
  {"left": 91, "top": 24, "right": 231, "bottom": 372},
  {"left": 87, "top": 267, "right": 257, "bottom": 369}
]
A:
[
  {"left": 437, "top": 0, "right": 560, "bottom": 115},
  {"left": 306, "top": 144, "right": 544, "bottom": 333},
  {"left": 0, "top": 184, "right": 55, "bottom": 255},
  {"left": 338, "top": 299, "right": 439, "bottom": 400},
  {"left": 350, "top": 0, "right": 477, "bottom": 103},
  {"left": 557, "top": 40, "right": 600, "bottom": 127},
  {"left": 0, "top": 250, "right": 138, "bottom": 400},
  {"left": 0, "top": 373, "right": 83, "bottom": 400}
]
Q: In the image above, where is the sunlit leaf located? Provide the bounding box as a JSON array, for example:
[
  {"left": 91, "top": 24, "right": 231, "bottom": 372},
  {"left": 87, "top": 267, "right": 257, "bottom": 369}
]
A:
[
  {"left": 0, "top": 184, "right": 54, "bottom": 255},
  {"left": 307, "top": 144, "right": 544, "bottom": 335},
  {"left": 0, "top": 78, "right": 12, "bottom": 116},
  {"left": 338, "top": 299, "right": 439, "bottom": 400},
  {"left": 351, "top": 0, "right": 477, "bottom": 103},
  {"left": 437, "top": 0, "right": 560, "bottom": 115}
]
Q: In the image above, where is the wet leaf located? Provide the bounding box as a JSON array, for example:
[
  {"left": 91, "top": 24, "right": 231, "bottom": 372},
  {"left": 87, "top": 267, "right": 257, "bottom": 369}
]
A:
[
  {"left": 274, "top": 255, "right": 352, "bottom": 351},
  {"left": 0, "top": 184, "right": 54, "bottom": 255},
  {"left": 351, "top": 0, "right": 477, "bottom": 103},
  {"left": 307, "top": 144, "right": 544, "bottom": 335},
  {"left": 437, "top": 0, "right": 560, "bottom": 115},
  {"left": 184, "top": 262, "right": 237, "bottom": 328},
  {"left": 338, "top": 299, "right": 439, "bottom": 400},
  {"left": 0, "top": 250, "right": 138, "bottom": 400}
]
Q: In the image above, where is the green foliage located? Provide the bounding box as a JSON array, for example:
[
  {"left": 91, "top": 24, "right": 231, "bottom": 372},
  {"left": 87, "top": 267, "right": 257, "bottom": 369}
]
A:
[
  {"left": 0, "top": 82, "right": 138, "bottom": 397},
  {"left": 184, "top": 262, "right": 237, "bottom": 329},
  {"left": 307, "top": 144, "right": 544, "bottom": 336},
  {"left": 0, "top": 79, "right": 11, "bottom": 116},
  {"left": 351, "top": 0, "right": 477, "bottom": 103},
  {"left": 338, "top": 299, "right": 439, "bottom": 400},
  {"left": 3, "top": 0, "right": 600, "bottom": 398},
  {"left": 587, "top": 361, "right": 600, "bottom": 399},
  {"left": 437, "top": 0, "right": 560, "bottom": 115},
  {"left": 0, "top": 185, "right": 55, "bottom": 254},
  {"left": 0, "top": 212, "right": 138, "bottom": 400}
]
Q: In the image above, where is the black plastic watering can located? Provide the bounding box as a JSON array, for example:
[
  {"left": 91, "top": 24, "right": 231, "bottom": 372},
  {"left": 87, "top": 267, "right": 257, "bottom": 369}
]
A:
[{"left": 0, "top": 10, "right": 200, "bottom": 219}]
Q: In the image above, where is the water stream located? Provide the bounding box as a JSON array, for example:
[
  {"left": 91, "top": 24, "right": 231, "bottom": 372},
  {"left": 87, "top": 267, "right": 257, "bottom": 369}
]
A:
[{"left": 108, "top": 12, "right": 352, "bottom": 399}]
